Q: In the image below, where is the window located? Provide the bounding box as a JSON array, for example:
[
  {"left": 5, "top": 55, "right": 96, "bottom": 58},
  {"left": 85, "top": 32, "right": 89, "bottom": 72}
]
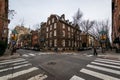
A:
[
  {"left": 46, "top": 41, "right": 48, "bottom": 46},
  {"left": 71, "top": 33, "right": 73, "bottom": 38},
  {"left": 49, "top": 20, "right": 50, "bottom": 25},
  {"left": 50, "top": 40, "right": 52, "bottom": 47},
  {"left": 77, "top": 36, "right": 79, "bottom": 40},
  {"left": 68, "top": 32, "right": 70, "bottom": 38},
  {"left": 71, "top": 28, "right": 73, "bottom": 32},
  {"left": 63, "top": 24, "right": 65, "bottom": 29},
  {"left": 46, "top": 27, "right": 48, "bottom": 32},
  {"left": 62, "top": 40, "right": 65, "bottom": 47},
  {"left": 46, "top": 33, "right": 48, "bottom": 38},
  {"left": 54, "top": 30, "right": 56, "bottom": 36},
  {"left": 54, "top": 23, "right": 57, "bottom": 29},
  {"left": 80, "top": 36, "right": 81, "bottom": 40},
  {"left": 63, "top": 30, "right": 65, "bottom": 37},
  {"left": 68, "top": 41, "right": 71, "bottom": 46},
  {"left": 68, "top": 27, "right": 70, "bottom": 31},
  {"left": 54, "top": 39, "right": 57, "bottom": 47},
  {"left": 52, "top": 18, "right": 54, "bottom": 23},
  {"left": 72, "top": 41, "right": 74, "bottom": 47},
  {"left": 50, "top": 32, "right": 52, "bottom": 37},
  {"left": 50, "top": 25, "right": 52, "bottom": 30}
]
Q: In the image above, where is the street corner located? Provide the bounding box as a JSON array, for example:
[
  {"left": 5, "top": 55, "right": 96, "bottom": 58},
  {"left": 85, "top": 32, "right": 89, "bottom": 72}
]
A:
[
  {"left": 97, "top": 55, "right": 120, "bottom": 61},
  {"left": 0, "top": 52, "right": 20, "bottom": 61}
]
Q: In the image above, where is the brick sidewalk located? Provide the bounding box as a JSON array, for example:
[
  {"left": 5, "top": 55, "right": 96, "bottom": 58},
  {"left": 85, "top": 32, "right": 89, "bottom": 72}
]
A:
[{"left": 0, "top": 49, "right": 20, "bottom": 61}]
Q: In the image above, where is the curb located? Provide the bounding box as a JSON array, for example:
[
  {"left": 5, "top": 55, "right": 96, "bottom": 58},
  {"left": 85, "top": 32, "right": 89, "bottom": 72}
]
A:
[{"left": 0, "top": 53, "right": 20, "bottom": 61}]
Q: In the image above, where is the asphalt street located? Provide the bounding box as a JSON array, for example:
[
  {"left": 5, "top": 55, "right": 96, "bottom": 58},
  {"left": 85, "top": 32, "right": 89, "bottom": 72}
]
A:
[{"left": 0, "top": 49, "right": 120, "bottom": 80}]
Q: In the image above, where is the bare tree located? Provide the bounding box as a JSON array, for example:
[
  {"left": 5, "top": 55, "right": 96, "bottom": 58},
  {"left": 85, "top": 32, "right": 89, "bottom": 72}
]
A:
[
  {"left": 90, "top": 20, "right": 110, "bottom": 41},
  {"left": 73, "top": 8, "right": 83, "bottom": 26},
  {"left": 80, "top": 19, "right": 95, "bottom": 33},
  {"left": 19, "top": 18, "right": 25, "bottom": 27},
  {"left": 8, "top": 10, "right": 16, "bottom": 20},
  {"left": 33, "top": 23, "right": 40, "bottom": 30}
]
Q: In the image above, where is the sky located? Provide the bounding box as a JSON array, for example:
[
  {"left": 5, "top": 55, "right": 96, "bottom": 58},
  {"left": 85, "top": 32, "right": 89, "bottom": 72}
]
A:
[{"left": 9, "top": 0, "right": 111, "bottom": 30}]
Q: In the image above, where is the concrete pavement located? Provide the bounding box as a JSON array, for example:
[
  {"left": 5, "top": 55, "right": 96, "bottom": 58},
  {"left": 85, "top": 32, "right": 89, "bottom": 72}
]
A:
[
  {"left": 0, "top": 48, "right": 120, "bottom": 61},
  {"left": 0, "top": 49, "right": 20, "bottom": 61}
]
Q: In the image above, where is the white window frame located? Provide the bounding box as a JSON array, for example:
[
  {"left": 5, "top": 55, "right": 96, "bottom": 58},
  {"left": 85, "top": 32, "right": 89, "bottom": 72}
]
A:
[
  {"left": 52, "top": 18, "right": 54, "bottom": 23},
  {"left": 68, "top": 27, "right": 70, "bottom": 31},
  {"left": 54, "top": 39, "right": 57, "bottom": 47},
  {"left": 62, "top": 40, "right": 65, "bottom": 47},
  {"left": 54, "top": 30, "right": 56, "bottom": 36},
  {"left": 46, "top": 27, "right": 48, "bottom": 32},
  {"left": 63, "top": 24, "right": 65, "bottom": 29},
  {"left": 49, "top": 20, "right": 50, "bottom": 25},
  {"left": 63, "top": 30, "right": 65, "bottom": 37},
  {"left": 50, "top": 25, "right": 52, "bottom": 30},
  {"left": 54, "top": 23, "right": 57, "bottom": 29},
  {"left": 46, "top": 33, "right": 48, "bottom": 38},
  {"left": 50, "top": 32, "right": 52, "bottom": 37}
]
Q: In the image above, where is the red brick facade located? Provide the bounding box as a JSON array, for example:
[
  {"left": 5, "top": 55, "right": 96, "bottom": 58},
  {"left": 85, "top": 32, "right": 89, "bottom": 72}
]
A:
[
  {"left": 0, "top": 0, "right": 9, "bottom": 42},
  {"left": 112, "top": 0, "right": 120, "bottom": 45},
  {"left": 40, "top": 14, "right": 82, "bottom": 51},
  {"left": 31, "top": 30, "right": 39, "bottom": 47}
]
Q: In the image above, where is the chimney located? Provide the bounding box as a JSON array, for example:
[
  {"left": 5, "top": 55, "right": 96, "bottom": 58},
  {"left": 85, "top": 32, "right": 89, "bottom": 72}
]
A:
[{"left": 61, "top": 14, "right": 65, "bottom": 19}]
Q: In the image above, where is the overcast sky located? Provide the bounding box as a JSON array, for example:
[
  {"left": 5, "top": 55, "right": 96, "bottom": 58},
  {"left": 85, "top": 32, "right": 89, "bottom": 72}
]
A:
[{"left": 9, "top": 0, "right": 111, "bottom": 30}]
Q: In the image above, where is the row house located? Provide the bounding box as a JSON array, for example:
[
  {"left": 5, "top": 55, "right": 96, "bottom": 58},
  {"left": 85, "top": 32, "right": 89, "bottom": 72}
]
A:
[
  {"left": 31, "top": 30, "right": 39, "bottom": 48},
  {"left": 39, "top": 22, "right": 46, "bottom": 49},
  {"left": 80, "top": 32, "right": 98, "bottom": 48},
  {"left": 0, "top": 0, "right": 9, "bottom": 42},
  {"left": 112, "top": 0, "right": 120, "bottom": 50},
  {"left": 11, "top": 26, "right": 31, "bottom": 48},
  {"left": 112, "top": 0, "right": 120, "bottom": 41},
  {"left": 40, "top": 14, "right": 82, "bottom": 51}
]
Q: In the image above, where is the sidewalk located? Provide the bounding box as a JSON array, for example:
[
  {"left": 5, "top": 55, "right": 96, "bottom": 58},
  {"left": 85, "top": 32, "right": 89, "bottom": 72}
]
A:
[
  {"left": 0, "top": 49, "right": 20, "bottom": 61},
  {"left": 95, "top": 49, "right": 120, "bottom": 60}
]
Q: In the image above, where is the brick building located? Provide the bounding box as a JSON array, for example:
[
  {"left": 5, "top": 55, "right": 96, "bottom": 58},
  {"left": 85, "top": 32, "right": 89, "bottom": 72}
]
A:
[
  {"left": 40, "top": 14, "right": 82, "bottom": 51},
  {"left": 11, "top": 26, "right": 31, "bottom": 48},
  {"left": 0, "top": 0, "right": 9, "bottom": 42},
  {"left": 112, "top": 0, "right": 120, "bottom": 49},
  {"left": 31, "top": 30, "right": 39, "bottom": 48}
]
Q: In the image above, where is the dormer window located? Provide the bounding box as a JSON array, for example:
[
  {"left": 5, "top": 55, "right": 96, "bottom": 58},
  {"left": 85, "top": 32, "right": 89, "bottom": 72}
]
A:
[
  {"left": 52, "top": 18, "right": 54, "bottom": 23},
  {"left": 54, "top": 23, "right": 57, "bottom": 29},
  {"left": 63, "top": 24, "right": 65, "bottom": 29},
  {"left": 48, "top": 20, "right": 50, "bottom": 25}
]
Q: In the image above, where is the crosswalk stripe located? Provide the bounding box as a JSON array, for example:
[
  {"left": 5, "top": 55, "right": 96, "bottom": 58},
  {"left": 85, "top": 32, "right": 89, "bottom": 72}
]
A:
[
  {"left": 95, "top": 60, "right": 120, "bottom": 66},
  {"left": 0, "top": 63, "right": 31, "bottom": 73},
  {"left": 12, "top": 61, "right": 29, "bottom": 66},
  {"left": 80, "top": 68, "right": 119, "bottom": 80},
  {"left": 0, "top": 61, "right": 29, "bottom": 69},
  {"left": 29, "top": 53, "right": 35, "bottom": 56},
  {"left": 0, "top": 58, "right": 26, "bottom": 65},
  {"left": 28, "top": 74, "right": 48, "bottom": 80},
  {"left": 0, "top": 58, "right": 25, "bottom": 63},
  {"left": 87, "top": 64, "right": 120, "bottom": 75},
  {"left": 69, "top": 75, "right": 85, "bottom": 80},
  {"left": 91, "top": 62, "right": 120, "bottom": 69},
  {"left": 0, "top": 67, "right": 39, "bottom": 80},
  {"left": 96, "top": 58, "right": 120, "bottom": 63},
  {"left": 23, "top": 54, "right": 29, "bottom": 57}
]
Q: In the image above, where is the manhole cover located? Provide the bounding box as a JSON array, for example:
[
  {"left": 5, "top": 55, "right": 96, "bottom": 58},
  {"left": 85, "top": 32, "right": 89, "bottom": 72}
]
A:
[{"left": 47, "top": 62, "right": 56, "bottom": 65}]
